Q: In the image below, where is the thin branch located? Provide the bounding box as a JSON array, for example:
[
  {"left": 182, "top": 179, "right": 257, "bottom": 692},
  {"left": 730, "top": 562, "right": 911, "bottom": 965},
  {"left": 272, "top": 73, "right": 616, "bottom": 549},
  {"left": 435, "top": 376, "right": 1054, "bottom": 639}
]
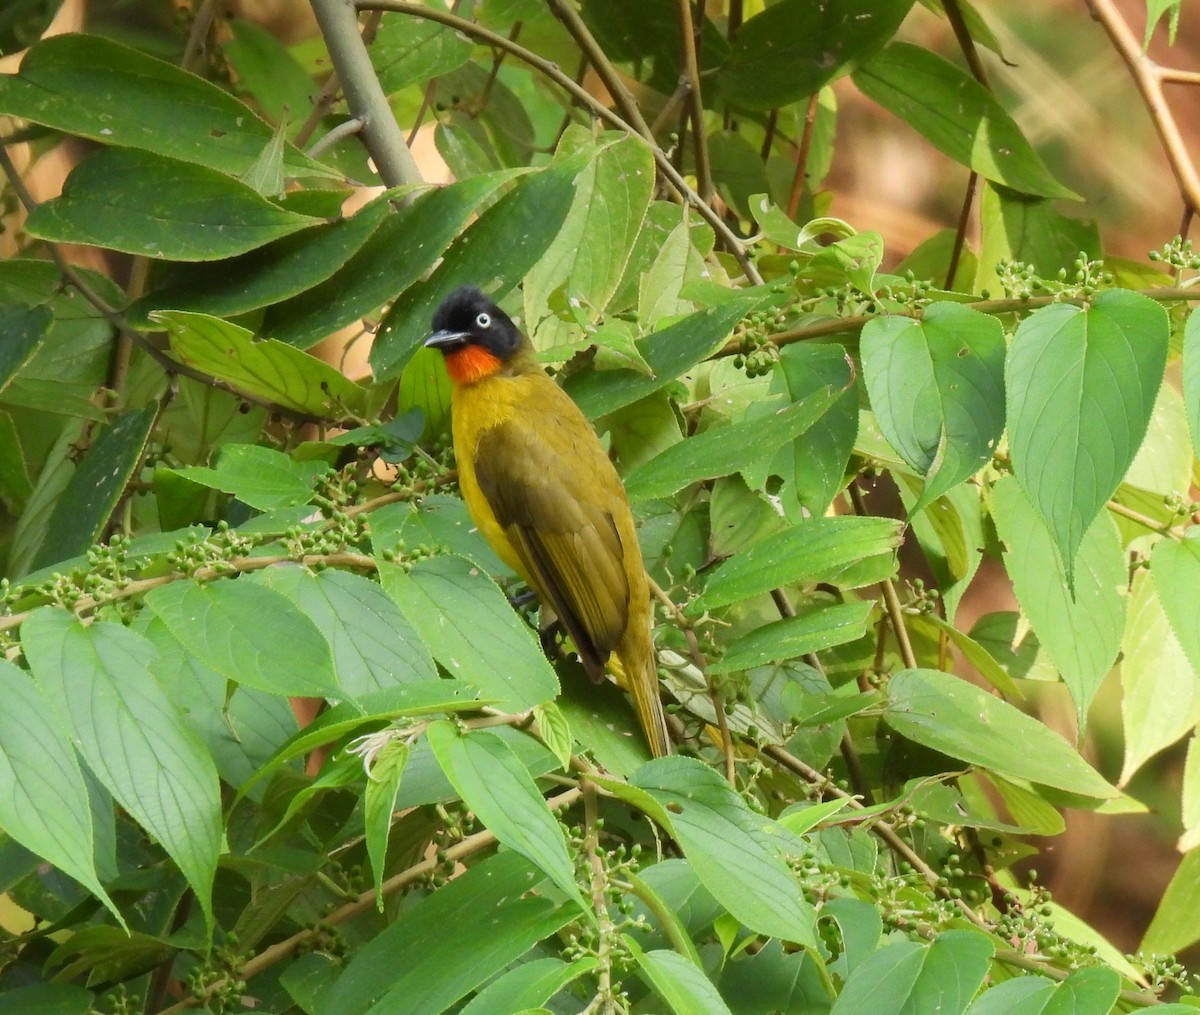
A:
[
  {"left": 848, "top": 482, "right": 917, "bottom": 670},
  {"left": 939, "top": 0, "right": 988, "bottom": 293},
  {"left": 942, "top": 0, "right": 990, "bottom": 87},
  {"left": 713, "top": 285, "right": 1200, "bottom": 357},
  {"left": 582, "top": 781, "right": 617, "bottom": 1011},
  {"left": 945, "top": 172, "right": 978, "bottom": 290},
  {"left": 543, "top": 0, "right": 656, "bottom": 143},
  {"left": 1089, "top": 0, "right": 1200, "bottom": 215},
  {"left": 676, "top": 0, "right": 713, "bottom": 205},
  {"left": 306, "top": 116, "right": 364, "bottom": 159},
  {"left": 787, "top": 94, "right": 820, "bottom": 220},
  {"left": 309, "top": 0, "right": 423, "bottom": 195},
  {"left": 155, "top": 787, "right": 583, "bottom": 1013},
  {"left": 180, "top": 0, "right": 218, "bottom": 73},
  {"left": 353, "top": 0, "right": 762, "bottom": 283},
  {"left": 647, "top": 576, "right": 735, "bottom": 781}
]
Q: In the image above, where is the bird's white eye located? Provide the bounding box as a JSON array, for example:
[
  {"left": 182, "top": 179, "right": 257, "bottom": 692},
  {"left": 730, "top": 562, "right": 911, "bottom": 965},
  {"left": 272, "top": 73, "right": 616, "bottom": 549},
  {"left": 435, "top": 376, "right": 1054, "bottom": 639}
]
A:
[{"left": 475, "top": 312, "right": 492, "bottom": 329}]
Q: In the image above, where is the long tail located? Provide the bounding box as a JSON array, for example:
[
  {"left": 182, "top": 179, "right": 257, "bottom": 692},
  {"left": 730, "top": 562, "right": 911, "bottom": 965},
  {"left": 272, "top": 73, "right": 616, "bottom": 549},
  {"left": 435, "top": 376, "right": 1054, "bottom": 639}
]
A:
[{"left": 614, "top": 631, "right": 672, "bottom": 758}]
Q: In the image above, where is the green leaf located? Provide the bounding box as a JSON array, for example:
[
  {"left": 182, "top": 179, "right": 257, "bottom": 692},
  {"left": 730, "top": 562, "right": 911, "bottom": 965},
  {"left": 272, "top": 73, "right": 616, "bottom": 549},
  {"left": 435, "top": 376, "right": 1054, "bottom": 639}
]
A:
[
  {"left": 143, "top": 577, "right": 342, "bottom": 698},
  {"left": 0, "top": 660, "right": 124, "bottom": 927},
  {"left": 1044, "top": 968, "right": 1120, "bottom": 1015},
  {"left": 364, "top": 739, "right": 409, "bottom": 910},
  {"left": 991, "top": 476, "right": 1125, "bottom": 731},
  {"left": 322, "top": 851, "right": 574, "bottom": 1015},
  {"left": 371, "top": 8, "right": 473, "bottom": 92},
  {"left": 264, "top": 171, "right": 520, "bottom": 348},
  {"left": 166, "top": 443, "right": 327, "bottom": 511},
  {"left": 0, "top": 305, "right": 52, "bottom": 395},
  {"left": 711, "top": 601, "right": 873, "bottom": 674},
  {"left": 0, "top": 377, "right": 108, "bottom": 421},
  {"left": 624, "top": 757, "right": 818, "bottom": 946},
  {"left": 9, "top": 419, "right": 86, "bottom": 578},
  {"left": 154, "top": 311, "right": 368, "bottom": 416},
  {"left": 719, "top": 0, "right": 913, "bottom": 110},
  {"left": 254, "top": 566, "right": 437, "bottom": 697},
  {"left": 901, "top": 478, "right": 984, "bottom": 622},
  {"left": 0, "top": 984, "right": 95, "bottom": 1015},
  {"left": 241, "top": 681, "right": 482, "bottom": 791},
  {"left": 629, "top": 941, "right": 732, "bottom": 1015},
  {"left": 566, "top": 294, "right": 764, "bottom": 418},
  {"left": 223, "top": 19, "right": 316, "bottom": 131},
  {"left": 533, "top": 701, "right": 573, "bottom": 770},
  {"left": 1006, "top": 289, "right": 1168, "bottom": 580},
  {"left": 1143, "top": 847, "right": 1200, "bottom": 955},
  {"left": 20, "top": 610, "right": 223, "bottom": 931},
  {"left": 708, "top": 131, "right": 771, "bottom": 221},
  {"left": 974, "top": 184, "right": 1100, "bottom": 297},
  {"left": 144, "top": 618, "right": 298, "bottom": 793},
  {"left": 31, "top": 405, "right": 157, "bottom": 572},
  {"left": 1151, "top": 532, "right": 1200, "bottom": 684},
  {"left": 370, "top": 149, "right": 591, "bottom": 379},
  {"left": 1119, "top": 567, "right": 1200, "bottom": 784},
  {"left": 26, "top": 148, "right": 323, "bottom": 260},
  {"left": 524, "top": 130, "right": 655, "bottom": 348},
  {"left": 1182, "top": 309, "right": 1200, "bottom": 459},
  {"left": 717, "top": 939, "right": 830, "bottom": 1013},
  {"left": 458, "top": 958, "right": 595, "bottom": 1015},
  {"left": 624, "top": 385, "right": 842, "bottom": 501},
  {"left": 129, "top": 196, "right": 391, "bottom": 325},
  {"left": 775, "top": 342, "right": 858, "bottom": 516},
  {"left": 861, "top": 302, "right": 1005, "bottom": 512},
  {"left": 427, "top": 723, "right": 587, "bottom": 912},
  {"left": 908, "top": 613, "right": 1021, "bottom": 698},
  {"left": 693, "top": 516, "right": 903, "bottom": 613},
  {"left": 853, "top": 43, "right": 1076, "bottom": 199},
  {"left": 0, "top": 33, "right": 331, "bottom": 179},
  {"left": 831, "top": 930, "right": 993, "bottom": 1015},
  {"left": 637, "top": 205, "right": 711, "bottom": 323},
  {"left": 379, "top": 556, "right": 559, "bottom": 713},
  {"left": 883, "top": 668, "right": 1118, "bottom": 798}
]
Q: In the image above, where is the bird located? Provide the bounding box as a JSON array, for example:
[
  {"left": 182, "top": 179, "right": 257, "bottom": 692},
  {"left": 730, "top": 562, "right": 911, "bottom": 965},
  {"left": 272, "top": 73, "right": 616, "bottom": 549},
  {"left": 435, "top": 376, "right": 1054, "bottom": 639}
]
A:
[{"left": 424, "top": 286, "right": 671, "bottom": 758}]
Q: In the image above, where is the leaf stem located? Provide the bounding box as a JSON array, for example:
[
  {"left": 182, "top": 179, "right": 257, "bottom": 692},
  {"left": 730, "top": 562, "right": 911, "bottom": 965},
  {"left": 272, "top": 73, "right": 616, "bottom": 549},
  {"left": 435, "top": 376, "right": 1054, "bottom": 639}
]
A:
[{"left": 675, "top": 0, "right": 713, "bottom": 205}]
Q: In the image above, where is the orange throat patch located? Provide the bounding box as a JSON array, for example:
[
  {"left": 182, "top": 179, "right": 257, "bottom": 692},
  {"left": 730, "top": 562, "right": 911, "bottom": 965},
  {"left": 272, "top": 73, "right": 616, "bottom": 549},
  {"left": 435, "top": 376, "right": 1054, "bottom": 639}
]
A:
[{"left": 445, "top": 345, "right": 503, "bottom": 385}]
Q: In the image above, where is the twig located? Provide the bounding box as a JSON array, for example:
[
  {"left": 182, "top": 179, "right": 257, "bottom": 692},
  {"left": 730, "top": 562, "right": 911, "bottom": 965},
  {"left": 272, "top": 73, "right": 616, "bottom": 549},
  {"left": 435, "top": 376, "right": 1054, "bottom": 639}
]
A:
[
  {"left": 180, "top": 0, "right": 218, "bottom": 73},
  {"left": 1089, "top": 0, "right": 1200, "bottom": 215},
  {"left": 582, "top": 781, "right": 617, "bottom": 1012},
  {"left": 676, "top": 0, "right": 713, "bottom": 205},
  {"left": 848, "top": 482, "right": 917, "bottom": 670},
  {"left": 940, "top": 0, "right": 990, "bottom": 293},
  {"left": 309, "top": 0, "right": 423, "bottom": 196},
  {"left": 155, "top": 787, "right": 583, "bottom": 1013},
  {"left": 543, "top": 0, "right": 656, "bottom": 143},
  {"left": 306, "top": 116, "right": 364, "bottom": 159},
  {"left": 647, "top": 576, "right": 734, "bottom": 779},
  {"left": 763, "top": 744, "right": 989, "bottom": 930},
  {"left": 945, "top": 172, "right": 978, "bottom": 291},
  {"left": 787, "top": 94, "right": 820, "bottom": 220},
  {"left": 353, "top": 0, "right": 762, "bottom": 283},
  {"left": 713, "top": 285, "right": 1200, "bottom": 358},
  {"left": 0, "top": 551, "right": 378, "bottom": 633}
]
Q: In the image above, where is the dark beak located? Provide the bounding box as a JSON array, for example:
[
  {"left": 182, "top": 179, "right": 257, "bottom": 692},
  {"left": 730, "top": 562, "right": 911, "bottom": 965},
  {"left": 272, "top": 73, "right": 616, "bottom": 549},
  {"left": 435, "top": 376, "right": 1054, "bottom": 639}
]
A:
[{"left": 425, "top": 330, "right": 468, "bottom": 351}]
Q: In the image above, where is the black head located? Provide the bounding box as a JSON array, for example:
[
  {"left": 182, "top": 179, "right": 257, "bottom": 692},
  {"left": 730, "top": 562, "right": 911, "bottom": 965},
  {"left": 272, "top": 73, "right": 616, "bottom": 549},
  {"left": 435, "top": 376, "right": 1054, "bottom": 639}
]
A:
[{"left": 425, "top": 286, "right": 524, "bottom": 360}]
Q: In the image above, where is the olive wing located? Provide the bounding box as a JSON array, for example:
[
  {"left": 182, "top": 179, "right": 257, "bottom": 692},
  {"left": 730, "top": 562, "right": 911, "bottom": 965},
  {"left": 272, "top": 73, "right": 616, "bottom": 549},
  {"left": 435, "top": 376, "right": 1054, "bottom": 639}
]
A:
[{"left": 473, "top": 417, "right": 631, "bottom": 674}]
